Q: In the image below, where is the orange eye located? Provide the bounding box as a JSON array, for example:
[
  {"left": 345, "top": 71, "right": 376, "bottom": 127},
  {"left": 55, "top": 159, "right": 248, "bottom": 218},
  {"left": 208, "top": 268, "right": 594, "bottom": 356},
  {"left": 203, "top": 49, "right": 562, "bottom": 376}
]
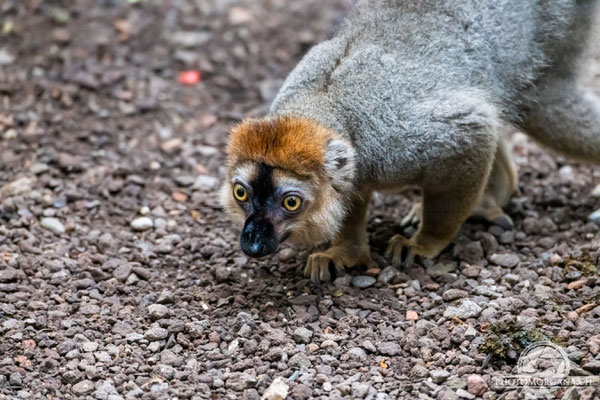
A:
[
  {"left": 233, "top": 183, "right": 248, "bottom": 202},
  {"left": 283, "top": 195, "right": 302, "bottom": 211}
]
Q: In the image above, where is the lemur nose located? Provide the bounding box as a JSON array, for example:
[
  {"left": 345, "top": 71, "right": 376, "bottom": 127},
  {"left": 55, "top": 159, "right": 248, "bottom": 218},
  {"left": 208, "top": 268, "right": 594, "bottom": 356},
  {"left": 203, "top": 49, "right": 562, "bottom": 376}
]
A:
[
  {"left": 241, "top": 240, "right": 266, "bottom": 258},
  {"left": 240, "top": 216, "right": 278, "bottom": 258}
]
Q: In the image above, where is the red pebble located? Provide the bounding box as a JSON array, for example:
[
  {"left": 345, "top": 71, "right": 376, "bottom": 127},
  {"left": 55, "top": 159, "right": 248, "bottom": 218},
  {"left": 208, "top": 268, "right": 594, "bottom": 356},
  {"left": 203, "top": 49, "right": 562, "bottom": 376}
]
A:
[{"left": 178, "top": 70, "right": 201, "bottom": 85}]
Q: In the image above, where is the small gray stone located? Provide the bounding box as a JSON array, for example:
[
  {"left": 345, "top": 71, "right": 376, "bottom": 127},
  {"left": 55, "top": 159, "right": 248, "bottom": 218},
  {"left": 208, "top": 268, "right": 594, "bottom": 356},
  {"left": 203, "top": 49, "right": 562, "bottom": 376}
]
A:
[
  {"left": 130, "top": 217, "right": 153, "bottom": 231},
  {"left": 186, "top": 320, "right": 209, "bottom": 339},
  {"left": 85, "top": 366, "right": 99, "bottom": 380},
  {"left": 148, "top": 341, "right": 161, "bottom": 352},
  {"left": 362, "top": 340, "right": 377, "bottom": 353},
  {"left": 459, "top": 241, "right": 485, "bottom": 264},
  {"left": 378, "top": 266, "right": 401, "bottom": 285},
  {"left": 447, "top": 377, "right": 467, "bottom": 390},
  {"left": 489, "top": 253, "right": 519, "bottom": 268},
  {"left": 587, "top": 334, "right": 600, "bottom": 356},
  {"left": 74, "top": 278, "right": 95, "bottom": 289},
  {"left": 157, "top": 290, "right": 175, "bottom": 304},
  {"left": 82, "top": 341, "right": 99, "bottom": 352},
  {"left": 442, "top": 288, "right": 468, "bottom": 301},
  {"left": 95, "top": 380, "right": 119, "bottom": 400},
  {"left": 225, "top": 372, "right": 257, "bottom": 391},
  {"left": 0, "top": 268, "right": 23, "bottom": 282},
  {"left": 193, "top": 175, "right": 220, "bottom": 192},
  {"left": 174, "top": 175, "right": 195, "bottom": 187},
  {"left": 378, "top": 342, "right": 400, "bottom": 356},
  {"left": 72, "top": 380, "right": 95, "bottom": 395},
  {"left": 80, "top": 303, "right": 101, "bottom": 315},
  {"left": 112, "top": 321, "right": 134, "bottom": 336},
  {"left": 148, "top": 304, "right": 169, "bottom": 320},
  {"left": 30, "top": 162, "right": 49, "bottom": 175},
  {"left": 0, "top": 177, "right": 33, "bottom": 198},
  {"left": 333, "top": 274, "right": 352, "bottom": 287},
  {"left": 214, "top": 266, "right": 232, "bottom": 283},
  {"left": 464, "top": 326, "right": 477, "bottom": 341},
  {"left": 427, "top": 262, "right": 456, "bottom": 277},
  {"left": 443, "top": 300, "right": 482, "bottom": 319},
  {"left": 126, "top": 333, "right": 144, "bottom": 342},
  {"left": 456, "top": 389, "right": 475, "bottom": 399},
  {"left": 145, "top": 326, "right": 168, "bottom": 341},
  {"left": 351, "top": 275, "right": 376, "bottom": 289},
  {"left": 352, "top": 382, "right": 371, "bottom": 398},
  {"left": 411, "top": 365, "right": 429, "bottom": 379},
  {"left": 154, "top": 364, "right": 176, "bottom": 380},
  {"left": 0, "top": 49, "right": 15, "bottom": 66},
  {"left": 499, "top": 231, "right": 514, "bottom": 244},
  {"left": 41, "top": 217, "right": 65, "bottom": 235},
  {"left": 293, "top": 327, "right": 313, "bottom": 344},
  {"left": 288, "top": 352, "right": 312, "bottom": 369},
  {"left": 582, "top": 360, "right": 600, "bottom": 373},
  {"left": 278, "top": 248, "right": 296, "bottom": 262},
  {"left": 438, "top": 389, "right": 459, "bottom": 400},
  {"left": 112, "top": 263, "right": 132, "bottom": 282},
  {"left": 94, "top": 351, "right": 111, "bottom": 363},
  {"left": 262, "top": 376, "right": 289, "bottom": 400},
  {"left": 9, "top": 372, "right": 21, "bottom": 386},
  {"left": 347, "top": 347, "right": 367, "bottom": 360},
  {"left": 430, "top": 369, "right": 450, "bottom": 384},
  {"left": 170, "top": 31, "right": 212, "bottom": 47},
  {"left": 589, "top": 209, "right": 600, "bottom": 226}
]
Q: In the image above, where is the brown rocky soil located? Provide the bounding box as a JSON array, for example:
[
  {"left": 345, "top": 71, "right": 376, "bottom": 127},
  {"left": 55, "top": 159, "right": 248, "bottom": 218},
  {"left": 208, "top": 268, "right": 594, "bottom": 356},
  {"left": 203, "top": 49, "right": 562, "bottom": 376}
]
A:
[{"left": 1, "top": 1, "right": 600, "bottom": 399}]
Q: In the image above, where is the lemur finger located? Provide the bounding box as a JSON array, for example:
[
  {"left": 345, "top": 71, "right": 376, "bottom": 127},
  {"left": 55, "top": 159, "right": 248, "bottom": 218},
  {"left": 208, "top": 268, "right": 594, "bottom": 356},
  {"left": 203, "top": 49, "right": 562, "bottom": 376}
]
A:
[
  {"left": 305, "top": 255, "right": 319, "bottom": 279},
  {"left": 303, "top": 260, "right": 312, "bottom": 278},
  {"left": 384, "top": 237, "right": 397, "bottom": 259},
  {"left": 401, "top": 203, "right": 422, "bottom": 227},
  {"left": 400, "top": 214, "right": 413, "bottom": 227},
  {"left": 310, "top": 261, "right": 320, "bottom": 283},
  {"left": 391, "top": 242, "right": 403, "bottom": 267},
  {"left": 403, "top": 250, "right": 416, "bottom": 268},
  {"left": 333, "top": 259, "right": 345, "bottom": 275},
  {"left": 492, "top": 214, "right": 514, "bottom": 230},
  {"left": 319, "top": 258, "right": 331, "bottom": 282}
]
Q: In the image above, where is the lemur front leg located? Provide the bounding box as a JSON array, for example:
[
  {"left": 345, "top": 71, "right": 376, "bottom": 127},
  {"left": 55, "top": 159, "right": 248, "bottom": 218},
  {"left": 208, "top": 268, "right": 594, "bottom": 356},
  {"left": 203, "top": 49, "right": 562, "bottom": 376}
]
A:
[{"left": 305, "top": 190, "right": 373, "bottom": 282}]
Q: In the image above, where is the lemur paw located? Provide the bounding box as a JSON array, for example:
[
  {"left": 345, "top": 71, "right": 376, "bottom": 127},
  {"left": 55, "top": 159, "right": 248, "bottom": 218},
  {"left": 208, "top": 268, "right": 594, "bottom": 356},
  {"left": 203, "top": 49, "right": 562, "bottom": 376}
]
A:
[
  {"left": 400, "top": 202, "right": 422, "bottom": 227},
  {"left": 385, "top": 234, "right": 423, "bottom": 268},
  {"left": 304, "top": 244, "right": 373, "bottom": 283},
  {"left": 385, "top": 233, "right": 448, "bottom": 268}
]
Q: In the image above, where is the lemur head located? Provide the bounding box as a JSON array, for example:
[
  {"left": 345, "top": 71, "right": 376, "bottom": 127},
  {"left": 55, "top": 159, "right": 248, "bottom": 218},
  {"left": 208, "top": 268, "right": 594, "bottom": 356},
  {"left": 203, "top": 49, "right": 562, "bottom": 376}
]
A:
[{"left": 221, "top": 115, "right": 356, "bottom": 258}]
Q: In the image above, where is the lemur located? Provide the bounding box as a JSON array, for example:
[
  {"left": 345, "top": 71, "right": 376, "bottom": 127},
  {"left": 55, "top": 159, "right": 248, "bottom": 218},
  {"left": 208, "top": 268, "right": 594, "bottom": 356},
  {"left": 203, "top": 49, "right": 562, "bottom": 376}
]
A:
[{"left": 222, "top": 0, "right": 600, "bottom": 282}]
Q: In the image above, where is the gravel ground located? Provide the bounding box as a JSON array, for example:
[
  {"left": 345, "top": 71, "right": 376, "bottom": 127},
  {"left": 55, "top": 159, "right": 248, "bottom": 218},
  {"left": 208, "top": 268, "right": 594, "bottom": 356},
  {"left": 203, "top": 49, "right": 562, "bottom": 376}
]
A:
[{"left": 1, "top": 1, "right": 600, "bottom": 399}]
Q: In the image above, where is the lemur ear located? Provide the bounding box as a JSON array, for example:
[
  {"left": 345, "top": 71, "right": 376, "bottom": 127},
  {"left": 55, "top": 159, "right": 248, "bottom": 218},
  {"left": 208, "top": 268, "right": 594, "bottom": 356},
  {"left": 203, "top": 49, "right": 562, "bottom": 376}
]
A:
[{"left": 323, "top": 138, "right": 356, "bottom": 191}]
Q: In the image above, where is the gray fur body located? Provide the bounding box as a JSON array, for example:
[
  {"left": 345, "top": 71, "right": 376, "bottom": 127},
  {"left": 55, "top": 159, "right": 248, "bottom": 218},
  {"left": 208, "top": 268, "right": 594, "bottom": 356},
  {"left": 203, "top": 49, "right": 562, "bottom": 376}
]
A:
[{"left": 271, "top": 0, "right": 600, "bottom": 188}]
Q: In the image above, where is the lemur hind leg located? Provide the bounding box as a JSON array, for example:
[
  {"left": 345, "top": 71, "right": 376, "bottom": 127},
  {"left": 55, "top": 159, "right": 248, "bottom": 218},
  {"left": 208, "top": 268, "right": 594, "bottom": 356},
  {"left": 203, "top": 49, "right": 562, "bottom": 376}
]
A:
[
  {"left": 402, "top": 139, "right": 518, "bottom": 230},
  {"left": 304, "top": 190, "right": 374, "bottom": 283},
  {"left": 521, "top": 77, "right": 600, "bottom": 163},
  {"left": 471, "top": 138, "right": 518, "bottom": 229}
]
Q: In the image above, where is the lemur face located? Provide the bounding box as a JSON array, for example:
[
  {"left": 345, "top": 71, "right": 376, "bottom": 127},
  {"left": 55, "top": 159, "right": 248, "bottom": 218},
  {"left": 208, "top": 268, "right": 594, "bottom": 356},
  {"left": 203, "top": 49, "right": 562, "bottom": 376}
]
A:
[
  {"left": 221, "top": 116, "right": 356, "bottom": 258},
  {"left": 222, "top": 162, "right": 317, "bottom": 258}
]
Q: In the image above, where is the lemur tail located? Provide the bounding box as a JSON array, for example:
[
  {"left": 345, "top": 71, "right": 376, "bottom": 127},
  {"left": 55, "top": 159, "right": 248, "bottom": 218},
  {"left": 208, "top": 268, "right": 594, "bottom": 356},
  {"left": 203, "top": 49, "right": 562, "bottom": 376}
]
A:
[{"left": 520, "top": 78, "right": 600, "bottom": 163}]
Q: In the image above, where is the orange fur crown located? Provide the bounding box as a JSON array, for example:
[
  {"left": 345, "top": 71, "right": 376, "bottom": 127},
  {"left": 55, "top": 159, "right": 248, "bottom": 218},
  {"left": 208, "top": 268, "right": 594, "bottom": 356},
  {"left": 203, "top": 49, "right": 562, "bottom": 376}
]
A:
[{"left": 226, "top": 116, "right": 334, "bottom": 176}]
